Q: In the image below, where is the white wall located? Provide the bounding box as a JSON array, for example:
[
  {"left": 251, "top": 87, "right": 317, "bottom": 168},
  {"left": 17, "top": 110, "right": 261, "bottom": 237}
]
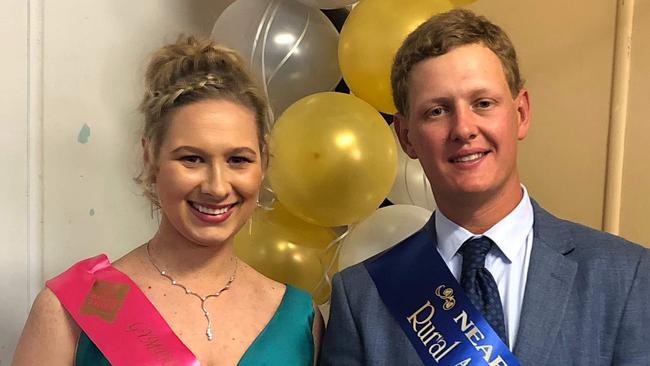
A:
[
  {"left": 1, "top": 0, "right": 232, "bottom": 363},
  {"left": 0, "top": 0, "right": 31, "bottom": 362}
]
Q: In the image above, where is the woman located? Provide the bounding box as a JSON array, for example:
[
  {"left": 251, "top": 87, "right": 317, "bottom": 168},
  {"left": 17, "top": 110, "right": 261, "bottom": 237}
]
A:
[{"left": 13, "top": 36, "right": 323, "bottom": 366}]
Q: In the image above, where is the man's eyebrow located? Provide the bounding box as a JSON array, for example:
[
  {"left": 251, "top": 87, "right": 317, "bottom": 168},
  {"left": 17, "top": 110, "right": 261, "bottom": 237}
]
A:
[
  {"left": 417, "top": 96, "right": 453, "bottom": 105},
  {"left": 467, "top": 87, "right": 496, "bottom": 98}
]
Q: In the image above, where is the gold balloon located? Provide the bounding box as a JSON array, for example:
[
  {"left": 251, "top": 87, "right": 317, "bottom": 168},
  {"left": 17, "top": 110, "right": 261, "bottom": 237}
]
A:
[
  {"left": 235, "top": 204, "right": 338, "bottom": 304},
  {"left": 450, "top": 0, "right": 477, "bottom": 6},
  {"left": 268, "top": 92, "right": 397, "bottom": 227},
  {"left": 338, "top": 0, "right": 453, "bottom": 113}
]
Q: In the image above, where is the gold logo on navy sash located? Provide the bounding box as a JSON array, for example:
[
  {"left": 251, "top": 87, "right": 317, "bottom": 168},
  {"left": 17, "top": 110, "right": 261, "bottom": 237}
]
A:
[
  {"left": 80, "top": 279, "right": 129, "bottom": 323},
  {"left": 404, "top": 283, "right": 511, "bottom": 365},
  {"left": 435, "top": 285, "right": 456, "bottom": 310},
  {"left": 406, "top": 284, "right": 462, "bottom": 363}
]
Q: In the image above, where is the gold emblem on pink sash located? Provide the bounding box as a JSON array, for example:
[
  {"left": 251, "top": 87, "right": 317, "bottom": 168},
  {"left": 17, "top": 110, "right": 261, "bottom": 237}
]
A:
[{"left": 80, "top": 279, "right": 129, "bottom": 322}]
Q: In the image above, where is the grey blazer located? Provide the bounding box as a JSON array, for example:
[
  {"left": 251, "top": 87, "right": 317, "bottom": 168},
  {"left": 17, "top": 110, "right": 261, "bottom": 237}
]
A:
[{"left": 319, "top": 202, "right": 650, "bottom": 365}]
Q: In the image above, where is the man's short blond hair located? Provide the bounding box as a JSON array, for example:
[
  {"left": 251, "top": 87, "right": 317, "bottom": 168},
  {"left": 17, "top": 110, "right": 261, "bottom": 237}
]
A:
[{"left": 391, "top": 9, "right": 524, "bottom": 116}]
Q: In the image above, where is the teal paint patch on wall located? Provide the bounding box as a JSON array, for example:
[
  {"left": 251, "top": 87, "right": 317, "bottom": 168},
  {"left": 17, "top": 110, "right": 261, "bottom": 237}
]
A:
[{"left": 78, "top": 123, "right": 91, "bottom": 144}]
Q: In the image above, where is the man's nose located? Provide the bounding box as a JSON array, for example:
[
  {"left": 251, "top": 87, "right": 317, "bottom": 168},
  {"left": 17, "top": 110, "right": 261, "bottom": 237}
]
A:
[{"left": 449, "top": 106, "right": 478, "bottom": 142}]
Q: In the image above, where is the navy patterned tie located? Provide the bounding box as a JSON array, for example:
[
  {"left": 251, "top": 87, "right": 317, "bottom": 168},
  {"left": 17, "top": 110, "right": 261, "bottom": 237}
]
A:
[{"left": 459, "top": 236, "right": 508, "bottom": 345}]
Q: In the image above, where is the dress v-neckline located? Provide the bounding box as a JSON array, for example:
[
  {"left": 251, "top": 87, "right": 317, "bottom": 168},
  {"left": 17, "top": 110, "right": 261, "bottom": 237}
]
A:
[
  {"left": 236, "top": 285, "right": 290, "bottom": 365},
  {"left": 119, "top": 259, "right": 291, "bottom": 365},
  {"left": 162, "top": 282, "right": 291, "bottom": 365}
]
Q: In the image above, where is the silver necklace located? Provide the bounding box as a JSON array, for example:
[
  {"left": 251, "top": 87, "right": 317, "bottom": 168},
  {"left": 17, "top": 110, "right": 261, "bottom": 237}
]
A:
[{"left": 146, "top": 242, "right": 238, "bottom": 341}]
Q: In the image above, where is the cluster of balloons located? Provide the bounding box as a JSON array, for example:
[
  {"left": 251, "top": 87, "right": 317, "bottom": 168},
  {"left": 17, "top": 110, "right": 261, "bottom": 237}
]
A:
[{"left": 213, "top": 0, "right": 475, "bottom": 303}]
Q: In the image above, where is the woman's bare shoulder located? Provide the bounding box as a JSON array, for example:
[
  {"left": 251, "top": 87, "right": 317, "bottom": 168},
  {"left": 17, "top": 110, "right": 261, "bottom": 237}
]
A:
[
  {"left": 12, "top": 288, "right": 80, "bottom": 366},
  {"left": 111, "top": 243, "right": 148, "bottom": 272}
]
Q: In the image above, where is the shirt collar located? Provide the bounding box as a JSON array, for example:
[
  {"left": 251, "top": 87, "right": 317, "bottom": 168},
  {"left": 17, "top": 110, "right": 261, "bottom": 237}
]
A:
[{"left": 435, "top": 186, "right": 534, "bottom": 263}]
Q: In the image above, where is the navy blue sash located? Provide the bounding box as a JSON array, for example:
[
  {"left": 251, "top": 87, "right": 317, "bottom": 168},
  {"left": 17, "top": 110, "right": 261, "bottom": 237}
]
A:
[{"left": 365, "top": 229, "right": 520, "bottom": 366}]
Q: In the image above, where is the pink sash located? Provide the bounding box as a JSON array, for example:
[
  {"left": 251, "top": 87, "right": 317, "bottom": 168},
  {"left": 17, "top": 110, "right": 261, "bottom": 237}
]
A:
[{"left": 47, "top": 255, "right": 200, "bottom": 366}]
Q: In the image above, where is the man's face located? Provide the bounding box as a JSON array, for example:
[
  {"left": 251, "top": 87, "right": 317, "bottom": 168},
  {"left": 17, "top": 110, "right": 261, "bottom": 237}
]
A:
[{"left": 394, "top": 43, "right": 530, "bottom": 207}]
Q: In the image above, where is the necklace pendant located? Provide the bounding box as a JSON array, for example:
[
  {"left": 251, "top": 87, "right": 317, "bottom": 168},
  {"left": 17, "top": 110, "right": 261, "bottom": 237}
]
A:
[{"left": 145, "top": 243, "right": 238, "bottom": 343}]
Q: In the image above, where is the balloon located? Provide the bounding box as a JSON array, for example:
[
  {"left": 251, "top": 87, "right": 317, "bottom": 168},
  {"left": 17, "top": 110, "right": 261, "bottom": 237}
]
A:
[
  {"left": 338, "top": 0, "right": 453, "bottom": 113},
  {"left": 338, "top": 205, "right": 432, "bottom": 269},
  {"left": 211, "top": 0, "right": 341, "bottom": 119},
  {"left": 388, "top": 125, "right": 437, "bottom": 210},
  {"left": 450, "top": 0, "right": 478, "bottom": 6},
  {"left": 268, "top": 92, "right": 397, "bottom": 227},
  {"left": 296, "top": 0, "right": 358, "bottom": 9},
  {"left": 235, "top": 204, "right": 338, "bottom": 304}
]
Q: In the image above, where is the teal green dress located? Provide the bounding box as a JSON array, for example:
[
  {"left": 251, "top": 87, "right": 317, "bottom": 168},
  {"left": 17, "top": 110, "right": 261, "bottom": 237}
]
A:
[{"left": 74, "top": 285, "right": 315, "bottom": 365}]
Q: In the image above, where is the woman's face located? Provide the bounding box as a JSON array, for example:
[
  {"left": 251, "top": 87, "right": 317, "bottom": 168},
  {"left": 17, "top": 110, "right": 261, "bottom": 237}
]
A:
[{"left": 151, "top": 99, "right": 263, "bottom": 247}]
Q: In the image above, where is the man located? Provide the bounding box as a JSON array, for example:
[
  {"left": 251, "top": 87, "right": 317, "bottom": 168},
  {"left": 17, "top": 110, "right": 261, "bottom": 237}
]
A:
[{"left": 320, "top": 9, "right": 650, "bottom": 366}]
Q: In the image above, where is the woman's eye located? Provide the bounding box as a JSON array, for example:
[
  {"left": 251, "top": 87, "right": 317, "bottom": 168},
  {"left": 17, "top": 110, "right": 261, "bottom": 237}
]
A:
[
  {"left": 181, "top": 155, "right": 202, "bottom": 164},
  {"left": 229, "top": 156, "right": 253, "bottom": 166}
]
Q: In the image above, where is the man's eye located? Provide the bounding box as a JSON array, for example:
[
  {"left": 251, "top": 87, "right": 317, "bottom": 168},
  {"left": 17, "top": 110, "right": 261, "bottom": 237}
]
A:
[
  {"left": 427, "top": 106, "right": 446, "bottom": 117},
  {"left": 476, "top": 100, "right": 492, "bottom": 109}
]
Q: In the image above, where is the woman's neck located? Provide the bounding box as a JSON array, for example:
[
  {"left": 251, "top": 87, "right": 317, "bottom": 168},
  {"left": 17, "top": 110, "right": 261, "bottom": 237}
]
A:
[{"left": 146, "top": 221, "right": 236, "bottom": 280}]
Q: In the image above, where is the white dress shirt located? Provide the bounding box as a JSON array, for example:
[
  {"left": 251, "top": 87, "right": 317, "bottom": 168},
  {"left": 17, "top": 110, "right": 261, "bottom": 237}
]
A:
[{"left": 434, "top": 186, "right": 534, "bottom": 349}]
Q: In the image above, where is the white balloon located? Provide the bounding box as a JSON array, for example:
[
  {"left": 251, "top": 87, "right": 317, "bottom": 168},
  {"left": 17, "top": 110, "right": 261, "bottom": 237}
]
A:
[
  {"left": 387, "top": 125, "right": 437, "bottom": 210},
  {"left": 296, "top": 0, "right": 358, "bottom": 9},
  {"left": 338, "top": 205, "right": 432, "bottom": 269},
  {"left": 211, "top": 0, "right": 341, "bottom": 120}
]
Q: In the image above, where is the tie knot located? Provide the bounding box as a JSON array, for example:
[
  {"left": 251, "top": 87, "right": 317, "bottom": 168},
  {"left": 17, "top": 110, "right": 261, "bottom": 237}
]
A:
[{"left": 460, "top": 236, "right": 493, "bottom": 270}]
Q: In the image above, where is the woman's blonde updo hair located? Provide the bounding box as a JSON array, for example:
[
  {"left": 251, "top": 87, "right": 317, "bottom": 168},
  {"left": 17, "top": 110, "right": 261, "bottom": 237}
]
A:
[{"left": 136, "top": 35, "right": 269, "bottom": 207}]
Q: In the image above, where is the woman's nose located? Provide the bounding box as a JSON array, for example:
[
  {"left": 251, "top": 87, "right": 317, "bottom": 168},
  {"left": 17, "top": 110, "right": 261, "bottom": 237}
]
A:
[{"left": 200, "top": 165, "right": 230, "bottom": 198}]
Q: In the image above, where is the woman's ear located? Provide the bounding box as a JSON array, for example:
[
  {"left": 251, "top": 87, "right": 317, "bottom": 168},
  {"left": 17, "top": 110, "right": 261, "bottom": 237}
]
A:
[
  {"left": 141, "top": 137, "right": 150, "bottom": 164},
  {"left": 142, "top": 137, "right": 157, "bottom": 183}
]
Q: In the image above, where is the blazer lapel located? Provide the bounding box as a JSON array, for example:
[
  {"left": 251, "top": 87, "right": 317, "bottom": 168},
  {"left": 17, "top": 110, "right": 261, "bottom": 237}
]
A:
[{"left": 513, "top": 203, "right": 577, "bottom": 365}]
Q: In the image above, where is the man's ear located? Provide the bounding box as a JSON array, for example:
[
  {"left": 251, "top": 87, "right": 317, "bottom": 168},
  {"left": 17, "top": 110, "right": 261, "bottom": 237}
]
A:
[
  {"left": 515, "top": 89, "right": 531, "bottom": 140},
  {"left": 393, "top": 114, "right": 418, "bottom": 159}
]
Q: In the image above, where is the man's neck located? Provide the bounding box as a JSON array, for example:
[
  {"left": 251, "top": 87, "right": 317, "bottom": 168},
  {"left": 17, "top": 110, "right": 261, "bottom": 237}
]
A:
[{"left": 436, "top": 183, "right": 524, "bottom": 234}]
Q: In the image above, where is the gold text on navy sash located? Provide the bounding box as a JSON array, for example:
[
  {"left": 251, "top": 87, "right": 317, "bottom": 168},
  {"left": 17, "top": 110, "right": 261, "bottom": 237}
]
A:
[{"left": 406, "top": 285, "right": 509, "bottom": 365}]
